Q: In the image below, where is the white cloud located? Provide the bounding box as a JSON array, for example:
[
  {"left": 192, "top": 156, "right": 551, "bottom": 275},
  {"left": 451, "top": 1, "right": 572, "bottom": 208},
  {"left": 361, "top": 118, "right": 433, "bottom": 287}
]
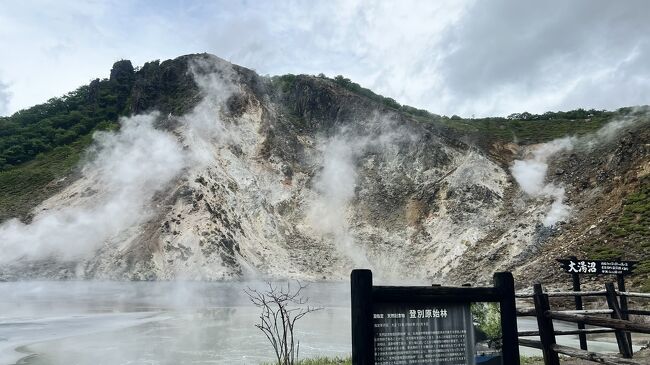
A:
[
  {"left": 434, "top": 0, "right": 650, "bottom": 116},
  {"left": 1, "top": 0, "right": 649, "bottom": 117}
]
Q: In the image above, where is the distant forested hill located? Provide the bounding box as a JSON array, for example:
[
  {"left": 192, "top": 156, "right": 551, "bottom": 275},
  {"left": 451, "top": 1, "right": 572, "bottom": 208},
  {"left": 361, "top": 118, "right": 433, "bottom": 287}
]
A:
[{"left": 0, "top": 57, "right": 198, "bottom": 221}]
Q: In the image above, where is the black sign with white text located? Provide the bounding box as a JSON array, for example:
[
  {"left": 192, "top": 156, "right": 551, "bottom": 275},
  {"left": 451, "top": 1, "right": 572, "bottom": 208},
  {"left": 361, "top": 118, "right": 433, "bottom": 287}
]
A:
[
  {"left": 350, "top": 270, "right": 520, "bottom": 365},
  {"left": 557, "top": 259, "right": 637, "bottom": 276},
  {"left": 373, "top": 302, "right": 475, "bottom": 365}
]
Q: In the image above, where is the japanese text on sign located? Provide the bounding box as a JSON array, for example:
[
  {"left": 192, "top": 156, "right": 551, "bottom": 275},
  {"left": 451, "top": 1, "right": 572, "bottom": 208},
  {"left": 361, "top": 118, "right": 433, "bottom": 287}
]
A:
[
  {"left": 373, "top": 303, "right": 474, "bottom": 365},
  {"left": 557, "top": 258, "right": 637, "bottom": 276}
]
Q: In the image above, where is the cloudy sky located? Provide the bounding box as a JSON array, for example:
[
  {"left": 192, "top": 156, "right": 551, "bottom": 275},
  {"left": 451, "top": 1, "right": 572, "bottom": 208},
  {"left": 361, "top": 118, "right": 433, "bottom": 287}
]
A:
[{"left": 1, "top": 0, "right": 649, "bottom": 117}]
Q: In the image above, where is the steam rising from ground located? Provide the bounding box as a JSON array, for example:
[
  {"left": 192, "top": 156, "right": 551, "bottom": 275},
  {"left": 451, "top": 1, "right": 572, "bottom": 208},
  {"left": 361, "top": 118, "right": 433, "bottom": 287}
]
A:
[
  {"left": 0, "top": 113, "right": 185, "bottom": 262},
  {"left": 307, "top": 132, "right": 370, "bottom": 267},
  {"left": 511, "top": 115, "right": 642, "bottom": 226},
  {"left": 0, "top": 58, "right": 236, "bottom": 264},
  {"left": 511, "top": 137, "right": 575, "bottom": 226},
  {"left": 306, "top": 119, "right": 413, "bottom": 269}
]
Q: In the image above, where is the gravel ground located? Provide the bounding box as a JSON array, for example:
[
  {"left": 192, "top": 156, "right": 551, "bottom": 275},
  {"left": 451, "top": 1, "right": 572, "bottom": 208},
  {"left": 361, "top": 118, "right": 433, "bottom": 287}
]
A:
[{"left": 523, "top": 346, "right": 650, "bottom": 364}]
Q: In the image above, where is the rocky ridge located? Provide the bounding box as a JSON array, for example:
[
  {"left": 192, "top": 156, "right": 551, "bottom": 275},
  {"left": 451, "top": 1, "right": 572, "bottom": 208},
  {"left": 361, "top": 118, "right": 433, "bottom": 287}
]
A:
[{"left": 0, "top": 54, "right": 647, "bottom": 288}]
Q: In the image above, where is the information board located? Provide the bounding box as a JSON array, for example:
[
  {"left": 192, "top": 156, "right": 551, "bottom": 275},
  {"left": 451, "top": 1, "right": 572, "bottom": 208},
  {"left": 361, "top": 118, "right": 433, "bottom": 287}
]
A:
[
  {"left": 373, "top": 302, "right": 474, "bottom": 365},
  {"left": 351, "top": 270, "right": 520, "bottom": 365},
  {"left": 557, "top": 259, "right": 637, "bottom": 275}
]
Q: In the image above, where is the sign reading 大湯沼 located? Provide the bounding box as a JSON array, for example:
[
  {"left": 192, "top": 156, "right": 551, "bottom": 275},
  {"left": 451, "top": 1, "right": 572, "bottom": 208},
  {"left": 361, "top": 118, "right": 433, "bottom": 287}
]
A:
[
  {"left": 556, "top": 259, "right": 637, "bottom": 276},
  {"left": 556, "top": 257, "right": 637, "bottom": 353},
  {"left": 373, "top": 302, "right": 475, "bottom": 365}
]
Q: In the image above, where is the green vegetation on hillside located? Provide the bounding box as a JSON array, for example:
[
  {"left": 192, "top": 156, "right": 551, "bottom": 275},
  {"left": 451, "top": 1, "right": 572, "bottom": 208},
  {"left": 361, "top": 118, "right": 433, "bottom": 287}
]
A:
[
  {"left": 330, "top": 75, "right": 402, "bottom": 111},
  {"left": 271, "top": 74, "right": 299, "bottom": 93},
  {"left": 272, "top": 73, "right": 436, "bottom": 119},
  {"left": 0, "top": 60, "right": 134, "bottom": 171},
  {"left": 0, "top": 56, "right": 201, "bottom": 221},
  {"left": 0, "top": 87, "right": 118, "bottom": 170},
  {"left": 273, "top": 73, "right": 627, "bottom": 145},
  {"left": 430, "top": 111, "right": 613, "bottom": 145},
  {"left": 2, "top": 63, "right": 646, "bottom": 225},
  {"left": 585, "top": 175, "right": 650, "bottom": 290},
  {"left": 0, "top": 134, "right": 96, "bottom": 222},
  {"left": 610, "top": 178, "right": 650, "bottom": 240},
  {"left": 0, "top": 60, "right": 134, "bottom": 220}
]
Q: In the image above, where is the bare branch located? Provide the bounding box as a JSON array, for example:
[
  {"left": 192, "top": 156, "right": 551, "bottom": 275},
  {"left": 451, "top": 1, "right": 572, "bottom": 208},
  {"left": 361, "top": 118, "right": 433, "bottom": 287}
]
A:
[{"left": 244, "top": 281, "right": 322, "bottom": 365}]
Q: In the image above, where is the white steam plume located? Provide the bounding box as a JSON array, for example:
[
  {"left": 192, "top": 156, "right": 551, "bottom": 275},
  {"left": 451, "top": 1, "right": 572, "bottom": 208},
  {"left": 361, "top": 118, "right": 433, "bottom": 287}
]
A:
[
  {"left": 511, "top": 115, "right": 644, "bottom": 227},
  {"left": 0, "top": 58, "right": 237, "bottom": 264},
  {"left": 306, "top": 119, "right": 412, "bottom": 268},
  {"left": 511, "top": 137, "right": 574, "bottom": 226},
  {"left": 0, "top": 113, "right": 185, "bottom": 262},
  {"left": 307, "top": 133, "right": 371, "bottom": 268}
]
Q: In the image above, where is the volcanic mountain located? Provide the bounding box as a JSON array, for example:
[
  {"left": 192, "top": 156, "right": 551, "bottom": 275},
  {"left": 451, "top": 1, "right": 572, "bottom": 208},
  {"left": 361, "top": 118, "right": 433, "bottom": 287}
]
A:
[{"left": 0, "top": 54, "right": 647, "bottom": 288}]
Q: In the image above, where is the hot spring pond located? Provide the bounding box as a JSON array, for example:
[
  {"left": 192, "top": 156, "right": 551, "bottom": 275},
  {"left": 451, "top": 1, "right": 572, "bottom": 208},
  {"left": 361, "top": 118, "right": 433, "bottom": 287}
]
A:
[{"left": 0, "top": 281, "right": 632, "bottom": 365}]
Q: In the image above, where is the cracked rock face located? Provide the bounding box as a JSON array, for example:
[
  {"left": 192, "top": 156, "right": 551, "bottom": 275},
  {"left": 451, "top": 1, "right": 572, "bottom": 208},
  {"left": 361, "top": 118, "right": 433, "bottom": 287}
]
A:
[{"left": 1, "top": 54, "right": 648, "bottom": 284}]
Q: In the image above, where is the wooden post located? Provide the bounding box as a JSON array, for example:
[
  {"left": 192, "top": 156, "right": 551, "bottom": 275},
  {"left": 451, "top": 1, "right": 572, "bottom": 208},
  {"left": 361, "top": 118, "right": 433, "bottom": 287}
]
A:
[
  {"left": 351, "top": 269, "right": 374, "bottom": 365},
  {"left": 533, "top": 284, "right": 560, "bottom": 365},
  {"left": 617, "top": 274, "right": 633, "bottom": 354},
  {"left": 494, "top": 272, "right": 520, "bottom": 365},
  {"left": 569, "top": 256, "right": 588, "bottom": 351},
  {"left": 605, "top": 282, "right": 633, "bottom": 358}
]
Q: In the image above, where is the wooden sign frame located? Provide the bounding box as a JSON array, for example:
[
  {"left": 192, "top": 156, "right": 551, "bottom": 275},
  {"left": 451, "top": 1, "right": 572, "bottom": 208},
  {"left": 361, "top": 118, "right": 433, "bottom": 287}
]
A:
[
  {"left": 350, "top": 270, "right": 520, "bottom": 365},
  {"left": 556, "top": 256, "right": 637, "bottom": 352}
]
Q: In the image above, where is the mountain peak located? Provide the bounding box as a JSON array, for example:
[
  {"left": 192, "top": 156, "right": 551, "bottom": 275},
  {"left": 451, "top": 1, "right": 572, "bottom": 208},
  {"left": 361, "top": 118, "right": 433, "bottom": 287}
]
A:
[{"left": 0, "top": 54, "right": 648, "bottom": 289}]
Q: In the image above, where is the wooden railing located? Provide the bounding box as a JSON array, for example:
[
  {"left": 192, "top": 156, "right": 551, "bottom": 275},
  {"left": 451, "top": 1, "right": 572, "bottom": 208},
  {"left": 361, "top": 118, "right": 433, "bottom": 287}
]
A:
[{"left": 516, "top": 282, "right": 650, "bottom": 365}]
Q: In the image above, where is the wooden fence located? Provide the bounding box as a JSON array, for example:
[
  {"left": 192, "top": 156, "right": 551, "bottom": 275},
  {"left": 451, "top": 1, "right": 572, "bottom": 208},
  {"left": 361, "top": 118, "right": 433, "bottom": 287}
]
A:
[{"left": 515, "top": 282, "right": 650, "bottom": 365}]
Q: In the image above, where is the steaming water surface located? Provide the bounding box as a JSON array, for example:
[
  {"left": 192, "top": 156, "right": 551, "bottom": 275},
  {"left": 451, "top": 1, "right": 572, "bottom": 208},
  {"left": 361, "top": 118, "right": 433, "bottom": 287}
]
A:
[
  {"left": 0, "top": 282, "right": 638, "bottom": 365},
  {"left": 0, "top": 281, "right": 349, "bottom": 365}
]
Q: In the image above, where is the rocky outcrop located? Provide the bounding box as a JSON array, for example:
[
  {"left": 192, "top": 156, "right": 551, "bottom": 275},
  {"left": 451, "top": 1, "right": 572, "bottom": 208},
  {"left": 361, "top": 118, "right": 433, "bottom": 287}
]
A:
[{"left": 1, "top": 54, "right": 647, "bottom": 285}]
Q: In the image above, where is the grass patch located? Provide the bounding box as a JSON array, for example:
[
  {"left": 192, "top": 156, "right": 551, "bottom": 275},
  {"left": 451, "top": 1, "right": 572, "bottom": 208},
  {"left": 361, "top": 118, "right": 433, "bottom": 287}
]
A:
[
  {"left": 297, "top": 357, "right": 351, "bottom": 365},
  {"left": 437, "top": 115, "right": 612, "bottom": 145},
  {"left": 585, "top": 175, "right": 650, "bottom": 290},
  {"left": 520, "top": 356, "right": 544, "bottom": 365},
  {"left": 262, "top": 357, "right": 351, "bottom": 365},
  {"left": 0, "top": 128, "right": 112, "bottom": 222}
]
